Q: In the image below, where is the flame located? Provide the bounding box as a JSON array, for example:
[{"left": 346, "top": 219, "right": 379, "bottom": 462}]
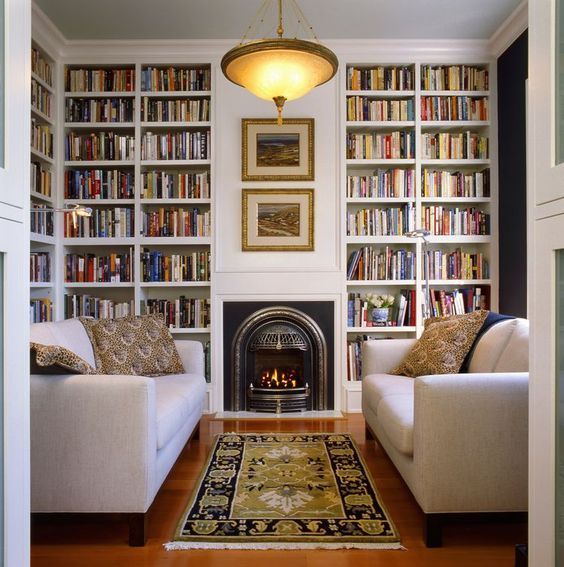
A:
[{"left": 259, "top": 367, "right": 299, "bottom": 389}]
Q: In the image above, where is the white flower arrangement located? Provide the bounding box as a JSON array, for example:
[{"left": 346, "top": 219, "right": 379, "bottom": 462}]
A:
[{"left": 364, "top": 293, "right": 395, "bottom": 309}]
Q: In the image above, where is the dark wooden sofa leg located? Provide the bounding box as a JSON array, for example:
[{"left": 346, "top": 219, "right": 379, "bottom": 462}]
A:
[
  {"left": 128, "top": 512, "right": 148, "bottom": 547},
  {"left": 424, "top": 513, "right": 443, "bottom": 547},
  {"left": 365, "top": 424, "right": 374, "bottom": 440},
  {"left": 191, "top": 421, "right": 200, "bottom": 441}
]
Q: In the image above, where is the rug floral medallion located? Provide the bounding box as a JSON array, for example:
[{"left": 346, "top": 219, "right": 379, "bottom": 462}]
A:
[{"left": 167, "top": 433, "right": 401, "bottom": 550}]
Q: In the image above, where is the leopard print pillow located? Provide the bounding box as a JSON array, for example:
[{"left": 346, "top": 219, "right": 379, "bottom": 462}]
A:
[
  {"left": 81, "top": 314, "right": 184, "bottom": 377},
  {"left": 30, "top": 342, "right": 97, "bottom": 375},
  {"left": 391, "top": 310, "right": 489, "bottom": 378}
]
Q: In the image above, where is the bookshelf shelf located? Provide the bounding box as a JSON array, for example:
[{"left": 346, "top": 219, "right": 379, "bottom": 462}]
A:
[
  {"left": 30, "top": 282, "right": 53, "bottom": 288},
  {"left": 31, "top": 148, "right": 54, "bottom": 165},
  {"left": 31, "top": 106, "right": 54, "bottom": 125},
  {"left": 346, "top": 197, "right": 413, "bottom": 204},
  {"left": 30, "top": 191, "right": 53, "bottom": 204},
  {"left": 30, "top": 233, "right": 56, "bottom": 245},
  {"left": 421, "top": 159, "right": 490, "bottom": 166},
  {"left": 425, "top": 235, "right": 491, "bottom": 243},
  {"left": 346, "top": 236, "right": 415, "bottom": 244},
  {"left": 140, "top": 121, "right": 211, "bottom": 128},
  {"left": 64, "top": 122, "right": 135, "bottom": 129},
  {"left": 420, "top": 90, "right": 490, "bottom": 96},
  {"left": 32, "top": 71, "right": 54, "bottom": 93},
  {"left": 64, "top": 198, "right": 134, "bottom": 205},
  {"left": 64, "top": 91, "right": 135, "bottom": 98},
  {"left": 63, "top": 237, "right": 135, "bottom": 246},
  {"left": 428, "top": 279, "right": 492, "bottom": 286},
  {"left": 420, "top": 120, "right": 490, "bottom": 129},
  {"left": 140, "top": 236, "right": 211, "bottom": 245},
  {"left": 140, "top": 198, "right": 211, "bottom": 205},
  {"left": 345, "top": 90, "right": 415, "bottom": 98},
  {"left": 346, "top": 158, "right": 416, "bottom": 167},
  {"left": 169, "top": 328, "right": 211, "bottom": 335},
  {"left": 347, "top": 326, "right": 417, "bottom": 333},
  {"left": 140, "top": 90, "right": 211, "bottom": 98},
  {"left": 345, "top": 120, "right": 415, "bottom": 129},
  {"left": 420, "top": 196, "right": 491, "bottom": 203},
  {"left": 139, "top": 281, "right": 210, "bottom": 288},
  {"left": 64, "top": 160, "right": 135, "bottom": 167},
  {"left": 347, "top": 280, "right": 416, "bottom": 286},
  {"left": 64, "top": 282, "right": 134, "bottom": 288},
  {"left": 140, "top": 159, "right": 211, "bottom": 167}
]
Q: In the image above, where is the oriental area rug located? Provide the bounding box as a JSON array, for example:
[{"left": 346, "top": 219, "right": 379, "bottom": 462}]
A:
[{"left": 166, "top": 433, "right": 401, "bottom": 550}]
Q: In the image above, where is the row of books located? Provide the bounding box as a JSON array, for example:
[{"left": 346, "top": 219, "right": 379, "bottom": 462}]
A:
[
  {"left": 30, "top": 298, "right": 52, "bottom": 323},
  {"left": 32, "top": 79, "right": 53, "bottom": 118},
  {"left": 32, "top": 47, "right": 53, "bottom": 87},
  {"left": 421, "top": 132, "right": 489, "bottom": 160},
  {"left": 64, "top": 169, "right": 134, "bottom": 200},
  {"left": 421, "top": 206, "right": 490, "bottom": 236},
  {"left": 426, "top": 249, "right": 489, "bottom": 280},
  {"left": 65, "top": 132, "right": 135, "bottom": 161},
  {"left": 346, "top": 97, "right": 414, "bottom": 122},
  {"left": 347, "top": 246, "right": 415, "bottom": 281},
  {"left": 65, "top": 250, "right": 133, "bottom": 283},
  {"left": 346, "top": 336, "right": 365, "bottom": 381},
  {"left": 64, "top": 207, "right": 134, "bottom": 238},
  {"left": 30, "top": 251, "right": 51, "bottom": 283},
  {"left": 31, "top": 162, "right": 52, "bottom": 197},
  {"left": 64, "top": 295, "right": 134, "bottom": 319},
  {"left": 347, "top": 290, "right": 417, "bottom": 328},
  {"left": 346, "top": 204, "right": 415, "bottom": 236},
  {"left": 141, "top": 249, "right": 211, "bottom": 282},
  {"left": 142, "top": 207, "right": 210, "bottom": 237},
  {"left": 347, "top": 66, "right": 414, "bottom": 91},
  {"left": 346, "top": 131, "right": 415, "bottom": 160},
  {"left": 428, "top": 287, "right": 488, "bottom": 317},
  {"left": 31, "top": 119, "right": 53, "bottom": 158},
  {"left": 141, "top": 297, "right": 210, "bottom": 329},
  {"left": 141, "top": 131, "right": 210, "bottom": 161},
  {"left": 30, "top": 205, "right": 54, "bottom": 236},
  {"left": 142, "top": 170, "right": 210, "bottom": 199},
  {"left": 420, "top": 65, "right": 489, "bottom": 92},
  {"left": 140, "top": 66, "right": 211, "bottom": 92},
  {"left": 422, "top": 169, "right": 490, "bottom": 198},
  {"left": 347, "top": 170, "right": 415, "bottom": 199},
  {"left": 65, "top": 97, "right": 134, "bottom": 123},
  {"left": 65, "top": 68, "right": 135, "bottom": 93},
  {"left": 420, "top": 96, "right": 488, "bottom": 121},
  {"left": 141, "top": 97, "right": 210, "bottom": 122}
]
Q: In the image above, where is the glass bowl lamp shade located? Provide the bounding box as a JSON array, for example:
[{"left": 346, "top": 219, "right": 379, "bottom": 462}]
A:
[{"left": 221, "top": 38, "right": 338, "bottom": 124}]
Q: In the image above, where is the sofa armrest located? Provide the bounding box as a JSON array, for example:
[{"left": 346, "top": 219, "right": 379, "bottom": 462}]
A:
[
  {"left": 361, "top": 338, "right": 416, "bottom": 376},
  {"left": 175, "top": 340, "right": 204, "bottom": 376},
  {"left": 31, "top": 373, "right": 157, "bottom": 513},
  {"left": 412, "top": 372, "right": 528, "bottom": 513}
]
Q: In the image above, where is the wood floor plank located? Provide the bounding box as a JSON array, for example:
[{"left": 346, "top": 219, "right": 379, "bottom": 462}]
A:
[{"left": 30, "top": 414, "right": 526, "bottom": 567}]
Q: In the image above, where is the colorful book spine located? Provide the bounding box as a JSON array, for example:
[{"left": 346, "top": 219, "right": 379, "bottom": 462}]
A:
[
  {"left": 347, "top": 204, "right": 415, "bottom": 236},
  {"left": 141, "top": 249, "right": 211, "bottom": 282},
  {"left": 141, "top": 297, "right": 211, "bottom": 329},
  {"left": 347, "top": 169, "right": 415, "bottom": 198}
]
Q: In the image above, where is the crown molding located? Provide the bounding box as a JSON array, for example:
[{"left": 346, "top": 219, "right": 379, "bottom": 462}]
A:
[
  {"left": 489, "top": 0, "right": 528, "bottom": 57},
  {"left": 31, "top": 2, "right": 66, "bottom": 58}
]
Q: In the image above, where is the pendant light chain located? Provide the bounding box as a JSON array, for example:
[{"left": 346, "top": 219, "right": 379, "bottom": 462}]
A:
[
  {"left": 240, "top": 0, "right": 272, "bottom": 44},
  {"left": 277, "top": 0, "right": 284, "bottom": 37},
  {"left": 288, "top": 0, "right": 320, "bottom": 42}
]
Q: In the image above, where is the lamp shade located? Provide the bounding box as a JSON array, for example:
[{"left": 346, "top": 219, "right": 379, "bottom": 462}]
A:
[{"left": 221, "top": 38, "right": 338, "bottom": 103}]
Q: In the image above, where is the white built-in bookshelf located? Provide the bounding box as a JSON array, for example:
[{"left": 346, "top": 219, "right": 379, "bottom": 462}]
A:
[
  {"left": 344, "top": 62, "right": 497, "bottom": 389},
  {"left": 30, "top": 41, "right": 57, "bottom": 323},
  {"left": 57, "top": 61, "right": 213, "bottom": 381}
]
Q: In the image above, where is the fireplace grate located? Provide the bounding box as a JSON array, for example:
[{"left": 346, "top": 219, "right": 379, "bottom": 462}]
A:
[
  {"left": 248, "top": 385, "right": 310, "bottom": 413},
  {"left": 250, "top": 324, "right": 308, "bottom": 351}
]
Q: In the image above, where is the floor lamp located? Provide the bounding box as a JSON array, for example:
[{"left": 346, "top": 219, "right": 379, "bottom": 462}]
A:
[{"left": 405, "top": 229, "right": 431, "bottom": 320}]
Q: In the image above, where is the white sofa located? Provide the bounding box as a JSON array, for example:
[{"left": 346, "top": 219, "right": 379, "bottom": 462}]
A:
[
  {"left": 30, "top": 318, "right": 207, "bottom": 546},
  {"left": 362, "top": 317, "right": 529, "bottom": 546}
]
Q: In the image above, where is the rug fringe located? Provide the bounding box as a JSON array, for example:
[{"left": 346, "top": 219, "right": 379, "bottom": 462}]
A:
[{"left": 164, "top": 541, "right": 404, "bottom": 551}]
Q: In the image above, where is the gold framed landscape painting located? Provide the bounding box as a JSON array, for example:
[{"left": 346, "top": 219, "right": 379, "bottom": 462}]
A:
[
  {"left": 242, "top": 118, "right": 314, "bottom": 181},
  {"left": 242, "top": 189, "right": 314, "bottom": 251}
]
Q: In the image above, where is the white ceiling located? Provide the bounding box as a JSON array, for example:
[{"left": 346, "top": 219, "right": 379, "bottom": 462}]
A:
[{"left": 34, "top": 0, "right": 522, "bottom": 41}]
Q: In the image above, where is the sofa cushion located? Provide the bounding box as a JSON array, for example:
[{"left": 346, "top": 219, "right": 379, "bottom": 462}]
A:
[
  {"left": 377, "top": 394, "right": 414, "bottom": 456},
  {"left": 30, "top": 342, "right": 97, "bottom": 375},
  {"left": 30, "top": 319, "right": 96, "bottom": 368},
  {"left": 154, "top": 373, "right": 206, "bottom": 450},
  {"left": 81, "top": 314, "right": 184, "bottom": 376},
  {"left": 494, "top": 319, "right": 529, "bottom": 372},
  {"left": 362, "top": 373, "right": 414, "bottom": 415},
  {"left": 468, "top": 318, "right": 518, "bottom": 373},
  {"left": 392, "top": 310, "right": 488, "bottom": 377}
]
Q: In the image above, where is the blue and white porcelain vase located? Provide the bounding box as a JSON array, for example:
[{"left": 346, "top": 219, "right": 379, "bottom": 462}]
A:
[{"left": 372, "top": 307, "right": 389, "bottom": 325}]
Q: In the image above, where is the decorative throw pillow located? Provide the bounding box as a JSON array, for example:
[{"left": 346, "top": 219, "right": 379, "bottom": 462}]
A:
[
  {"left": 81, "top": 314, "right": 184, "bottom": 377},
  {"left": 391, "top": 310, "right": 489, "bottom": 378},
  {"left": 30, "top": 342, "right": 97, "bottom": 375}
]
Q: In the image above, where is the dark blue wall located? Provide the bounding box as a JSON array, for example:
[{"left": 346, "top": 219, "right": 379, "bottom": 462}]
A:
[{"left": 497, "top": 30, "right": 528, "bottom": 317}]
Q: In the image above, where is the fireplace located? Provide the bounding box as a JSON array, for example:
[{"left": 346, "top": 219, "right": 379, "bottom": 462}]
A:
[{"left": 223, "top": 302, "right": 334, "bottom": 412}]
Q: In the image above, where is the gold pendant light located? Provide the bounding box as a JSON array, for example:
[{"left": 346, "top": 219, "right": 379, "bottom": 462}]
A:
[{"left": 221, "top": 0, "right": 338, "bottom": 125}]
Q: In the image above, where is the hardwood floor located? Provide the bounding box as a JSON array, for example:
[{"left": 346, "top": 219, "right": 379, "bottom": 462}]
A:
[{"left": 31, "top": 414, "right": 526, "bottom": 566}]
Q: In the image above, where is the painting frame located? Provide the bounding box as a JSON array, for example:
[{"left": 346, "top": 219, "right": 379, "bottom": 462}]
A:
[
  {"left": 242, "top": 118, "right": 314, "bottom": 181},
  {"left": 242, "top": 189, "right": 314, "bottom": 251}
]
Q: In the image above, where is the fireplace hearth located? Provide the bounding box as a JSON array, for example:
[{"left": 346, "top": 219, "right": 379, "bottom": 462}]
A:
[{"left": 223, "top": 302, "right": 334, "bottom": 413}]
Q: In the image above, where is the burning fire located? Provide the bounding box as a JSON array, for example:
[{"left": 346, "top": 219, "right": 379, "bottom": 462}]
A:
[{"left": 259, "top": 368, "right": 299, "bottom": 389}]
